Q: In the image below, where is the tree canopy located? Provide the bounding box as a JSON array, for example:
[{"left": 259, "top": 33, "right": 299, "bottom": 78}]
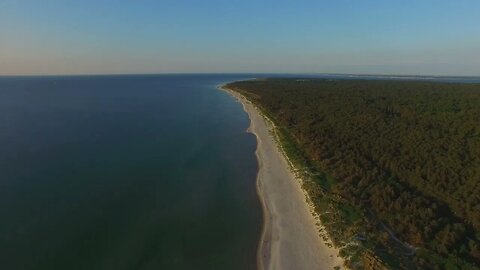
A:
[{"left": 226, "top": 78, "right": 480, "bottom": 269}]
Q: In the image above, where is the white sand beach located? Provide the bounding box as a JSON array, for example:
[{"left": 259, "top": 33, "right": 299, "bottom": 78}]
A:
[{"left": 221, "top": 86, "right": 344, "bottom": 270}]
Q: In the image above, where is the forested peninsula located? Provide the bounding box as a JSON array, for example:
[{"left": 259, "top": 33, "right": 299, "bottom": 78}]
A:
[{"left": 225, "top": 78, "right": 480, "bottom": 269}]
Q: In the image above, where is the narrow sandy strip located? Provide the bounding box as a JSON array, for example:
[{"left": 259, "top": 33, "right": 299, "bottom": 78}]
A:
[{"left": 220, "top": 86, "right": 344, "bottom": 270}]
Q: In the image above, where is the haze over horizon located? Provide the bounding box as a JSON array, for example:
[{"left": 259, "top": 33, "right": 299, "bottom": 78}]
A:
[{"left": 1, "top": 0, "right": 479, "bottom": 76}]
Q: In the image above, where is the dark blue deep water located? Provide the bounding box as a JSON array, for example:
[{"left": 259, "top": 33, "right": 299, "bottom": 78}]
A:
[{"left": 0, "top": 75, "right": 261, "bottom": 270}]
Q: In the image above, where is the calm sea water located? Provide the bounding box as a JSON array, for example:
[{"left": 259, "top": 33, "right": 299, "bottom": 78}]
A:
[{"left": 0, "top": 75, "right": 262, "bottom": 270}]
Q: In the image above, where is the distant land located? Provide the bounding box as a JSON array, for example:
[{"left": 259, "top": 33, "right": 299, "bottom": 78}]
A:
[
  {"left": 2, "top": 73, "right": 480, "bottom": 84},
  {"left": 225, "top": 78, "right": 480, "bottom": 269}
]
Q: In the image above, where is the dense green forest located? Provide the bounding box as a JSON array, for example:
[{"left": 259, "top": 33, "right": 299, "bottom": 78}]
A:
[{"left": 225, "top": 79, "right": 480, "bottom": 269}]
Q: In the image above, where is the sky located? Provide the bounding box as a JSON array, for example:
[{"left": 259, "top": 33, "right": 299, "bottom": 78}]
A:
[{"left": 0, "top": 0, "right": 479, "bottom": 76}]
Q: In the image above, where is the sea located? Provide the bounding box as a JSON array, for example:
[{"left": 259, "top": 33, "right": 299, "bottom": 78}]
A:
[
  {"left": 1, "top": 73, "right": 478, "bottom": 270},
  {"left": 0, "top": 74, "right": 262, "bottom": 270}
]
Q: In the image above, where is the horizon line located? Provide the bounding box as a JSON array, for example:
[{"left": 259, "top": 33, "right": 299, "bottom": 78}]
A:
[{"left": 1, "top": 72, "right": 479, "bottom": 78}]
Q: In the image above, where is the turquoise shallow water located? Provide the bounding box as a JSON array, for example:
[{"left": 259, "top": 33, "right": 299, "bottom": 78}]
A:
[{"left": 0, "top": 75, "right": 261, "bottom": 269}]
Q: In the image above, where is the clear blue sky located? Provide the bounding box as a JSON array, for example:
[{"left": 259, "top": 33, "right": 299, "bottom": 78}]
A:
[{"left": 1, "top": 0, "right": 479, "bottom": 76}]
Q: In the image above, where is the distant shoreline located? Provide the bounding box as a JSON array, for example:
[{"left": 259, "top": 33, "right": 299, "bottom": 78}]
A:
[
  {"left": 3, "top": 73, "right": 480, "bottom": 84},
  {"left": 219, "top": 83, "right": 343, "bottom": 270}
]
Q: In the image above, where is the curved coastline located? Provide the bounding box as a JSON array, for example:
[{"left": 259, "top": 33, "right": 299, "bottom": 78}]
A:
[{"left": 219, "top": 84, "right": 344, "bottom": 270}]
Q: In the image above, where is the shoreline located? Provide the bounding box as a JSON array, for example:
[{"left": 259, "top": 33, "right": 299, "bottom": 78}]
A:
[{"left": 219, "top": 84, "right": 344, "bottom": 270}]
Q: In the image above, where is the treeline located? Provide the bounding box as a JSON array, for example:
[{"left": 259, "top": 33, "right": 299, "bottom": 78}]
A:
[{"left": 226, "top": 79, "right": 480, "bottom": 269}]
